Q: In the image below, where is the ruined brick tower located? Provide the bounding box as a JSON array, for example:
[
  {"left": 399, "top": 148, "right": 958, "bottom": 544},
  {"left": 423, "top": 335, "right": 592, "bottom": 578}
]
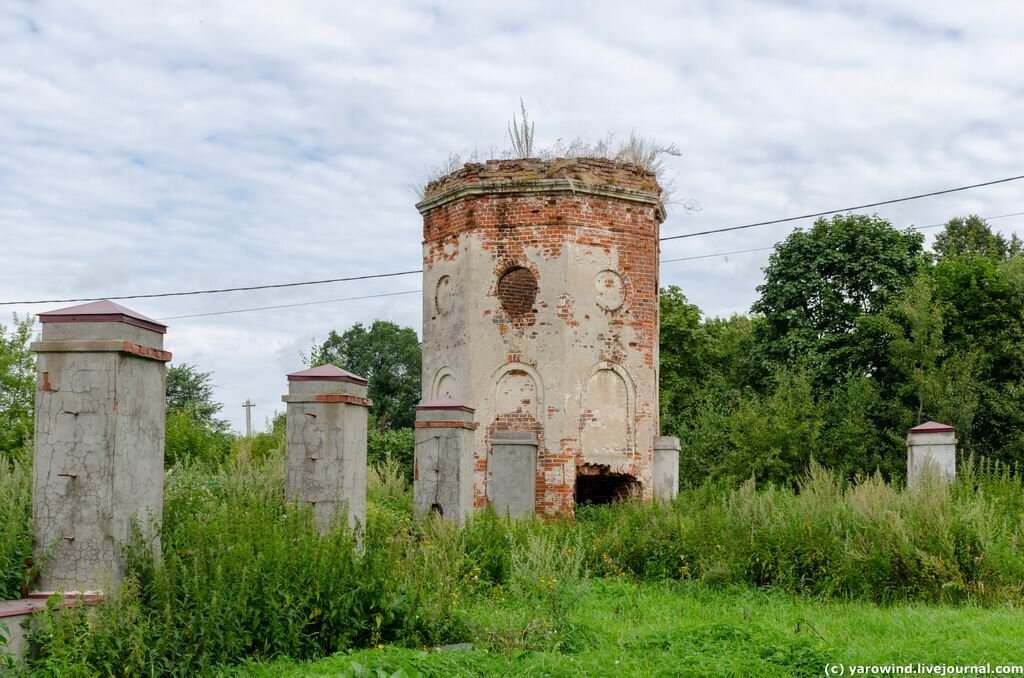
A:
[{"left": 417, "top": 158, "right": 665, "bottom": 516}]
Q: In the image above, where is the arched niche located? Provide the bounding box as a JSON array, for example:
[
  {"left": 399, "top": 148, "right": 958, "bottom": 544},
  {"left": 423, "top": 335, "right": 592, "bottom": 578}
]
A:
[
  {"left": 491, "top": 362, "right": 543, "bottom": 421},
  {"left": 580, "top": 362, "right": 635, "bottom": 456},
  {"left": 430, "top": 367, "right": 458, "bottom": 400}
]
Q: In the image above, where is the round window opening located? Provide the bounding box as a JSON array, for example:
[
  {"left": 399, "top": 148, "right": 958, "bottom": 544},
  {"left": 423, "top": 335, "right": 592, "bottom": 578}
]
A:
[{"left": 496, "top": 266, "right": 538, "bottom": 317}]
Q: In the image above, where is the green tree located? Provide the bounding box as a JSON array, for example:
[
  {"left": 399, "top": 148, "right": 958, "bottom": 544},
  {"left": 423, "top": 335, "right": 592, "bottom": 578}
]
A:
[
  {"left": 720, "top": 370, "right": 822, "bottom": 485},
  {"left": 166, "top": 363, "right": 228, "bottom": 429},
  {"left": 872, "top": 274, "right": 981, "bottom": 434},
  {"left": 659, "top": 286, "right": 760, "bottom": 436},
  {"left": 929, "top": 254, "right": 1024, "bottom": 461},
  {"left": 165, "top": 363, "right": 232, "bottom": 466},
  {"left": 659, "top": 286, "right": 708, "bottom": 434},
  {"left": 368, "top": 427, "right": 415, "bottom": 481},
  {"left": 933, "top": 215, "right": 1022, "bottom": 261},
  {"left": 0, "top": 315, "right": 35, "bottom": 463},
  {"left": 752, "top": 214, "right": 925, "bottom": 385},
  {"left": 165, "top": 409, "right": 233, "bottom": 467},
  {"left": 309, "top": 321, "right": 421, "bottom": 429}
]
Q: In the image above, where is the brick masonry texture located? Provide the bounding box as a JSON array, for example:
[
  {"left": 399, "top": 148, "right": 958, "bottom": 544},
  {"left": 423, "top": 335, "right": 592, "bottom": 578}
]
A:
[{"left": 419, "top": 157, "right": 664, "bottom": 517}]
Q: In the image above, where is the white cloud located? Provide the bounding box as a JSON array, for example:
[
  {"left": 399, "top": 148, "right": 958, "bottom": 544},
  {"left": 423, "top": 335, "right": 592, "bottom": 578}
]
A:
[{"left": 2, "top": 0, "right": 1023, "bottom": 428}]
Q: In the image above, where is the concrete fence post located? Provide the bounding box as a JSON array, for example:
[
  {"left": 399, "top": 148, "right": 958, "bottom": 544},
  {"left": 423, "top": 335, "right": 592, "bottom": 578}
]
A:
[
  {"left": 907, "top": 421, "right": 957, "bottom": 488},
  {"left": 653, "top": 436, "right": 681, "bottom": 501},
  {"left": 283, "top": 365, "right": 370, "bottom": 533},
  {"left": 413, "top": 399, "right": 475, "bottom": 523},
  {"left": 30, "top": 300, "right": 170, "bottom": 593}
]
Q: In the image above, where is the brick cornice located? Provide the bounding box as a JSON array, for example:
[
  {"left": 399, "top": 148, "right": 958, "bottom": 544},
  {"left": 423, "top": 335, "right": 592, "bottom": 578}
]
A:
[
  {"left": 416, "top": 178, "right": 666, "bottom": 221},
  {"left": 281, "top": 394, "right": 372, "bottom": 407},
  {"left": 122, "top": 341, "right": 173, "bottom": 362},
  {"left": 30, "top": 340, "right": 171, "bottom": 362},
  {"left": 414, "top": 420, "right": 477, "bottom": 430}
]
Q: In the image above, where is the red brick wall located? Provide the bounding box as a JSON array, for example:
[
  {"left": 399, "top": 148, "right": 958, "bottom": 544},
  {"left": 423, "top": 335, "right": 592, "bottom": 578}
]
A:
[{"left": 421, "top": 158, "right": 663, "bottom": 517}]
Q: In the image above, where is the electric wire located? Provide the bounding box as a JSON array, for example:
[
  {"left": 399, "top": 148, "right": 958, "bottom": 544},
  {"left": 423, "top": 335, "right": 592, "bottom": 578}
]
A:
[
  {"left": 161, "top": 212, "right": 1024, "bottom": 320},
  {"left": 661, "top": 210, "right": 1024, "bottom": 263},
  {"left": 658, "top": 174, "right": 1024, "bottom": 242},
  {"left": 156, "top": 290, "right": 422, "bottom": 320},
  {"left": 0, "top": 269, "right": 423, "bottom": 306},
  {"left": 1, "top": 177, "right": 1022, "bottom": 308}
]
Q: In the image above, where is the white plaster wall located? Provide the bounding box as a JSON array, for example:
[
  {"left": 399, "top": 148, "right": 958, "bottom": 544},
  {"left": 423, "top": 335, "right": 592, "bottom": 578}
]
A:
[{"left": 422, "top": 231, "right": 657, "bottom": 508}]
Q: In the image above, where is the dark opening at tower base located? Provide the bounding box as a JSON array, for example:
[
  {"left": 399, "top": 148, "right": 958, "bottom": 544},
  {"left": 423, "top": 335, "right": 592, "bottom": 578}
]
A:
[{"left": 575, "top": 465, "right": 640, "bottom": 505}]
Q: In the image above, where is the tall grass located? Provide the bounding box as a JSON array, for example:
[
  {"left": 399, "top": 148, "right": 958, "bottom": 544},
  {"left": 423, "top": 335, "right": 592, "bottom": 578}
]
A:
[
  {"left": 0, "top": 456, "right": 31, "bottom": 600},
  {"left": 581, "top": 460, "right": 1024, "bottom": 603},
  {"left": 26, "top": 459, "right": 464, "bottom": 676},
  {"left": 21, "top": 457, "right": 1024, "bottom": 675}
]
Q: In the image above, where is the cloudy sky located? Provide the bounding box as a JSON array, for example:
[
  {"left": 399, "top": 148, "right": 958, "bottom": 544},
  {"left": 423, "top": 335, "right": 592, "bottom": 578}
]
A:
[{"left": 2, "top": 1, "right": 1023, "bottom": 431}]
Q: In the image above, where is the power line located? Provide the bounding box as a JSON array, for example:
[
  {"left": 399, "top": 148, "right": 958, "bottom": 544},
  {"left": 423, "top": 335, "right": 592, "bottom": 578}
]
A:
[
  {"left": 659, "top": 174, "right": 1024, "bottom": 242},
  {"left": 0, "top": 269, "right": 423, "bottom": 307},
  {"left": 164, "top": 213, "right": 1024, "bottom": 320},
  {"left": 157, "top": 290, "right": 421, "bottom": 320},
  {"left": 660, "top": 246, "right": 773, "bottom": 264},
  {"left": 658, "top": 212, "right": 1024, "bottom": 264},
  {"left": 2, "top": 176, "right": 1022, "bottom": 307}
]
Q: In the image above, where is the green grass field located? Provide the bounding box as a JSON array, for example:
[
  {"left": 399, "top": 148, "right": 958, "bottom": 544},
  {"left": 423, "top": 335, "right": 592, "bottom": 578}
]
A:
[{"left": 236, "top": 579, "right": 1024, "bottom": 677}]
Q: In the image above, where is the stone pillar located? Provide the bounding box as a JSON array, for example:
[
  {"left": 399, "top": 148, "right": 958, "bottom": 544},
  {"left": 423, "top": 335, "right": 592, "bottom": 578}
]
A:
[
  {"left": 31, "top": 300, "right": 170, "bottom": 593},
  {"left": 653, "top": 436, "right": 681, "bottom": 501},
  {"left": 283, "top": 365, "right": 370, "bottom": 533},
  {"left": 414, "top": 399, "right": 475, "bottom": 523},
  {"left": 488, "top": 431, "right": 538, "bottom": 518},
  {"left": 907, "top": 421, "right": 957, "bottom": 488}
]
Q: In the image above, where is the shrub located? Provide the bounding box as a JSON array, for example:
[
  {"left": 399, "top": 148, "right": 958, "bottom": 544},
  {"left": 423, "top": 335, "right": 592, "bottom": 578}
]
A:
[
  {"left": 235, "top": 412, "right": 286, "bottom": 464},
  {"left": 164, "top": 409, "right": 233, "bottom": 467},
  {"left": 0, "top": 455, "right": 31, "bottom": 600},
  {"left": 367, "top": 458, "right": 411, "bottom": 514},
  {"left": 367, "top": 427, "right": 414, "bottom": 482}
]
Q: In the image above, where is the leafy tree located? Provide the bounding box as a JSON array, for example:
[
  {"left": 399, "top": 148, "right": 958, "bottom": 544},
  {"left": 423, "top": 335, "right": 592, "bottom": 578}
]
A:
[
  {"left": 661, "top": 215, "right": 1024, "bottom": 484},
  {"left": 752, "top": 214, "right": 925, "bottom": 385},
  {"left": 933, "top": 215, "right": 1022, "bottom": 261},
  {"left": 165, "top": 363, "right": 232, "bottom": 466},
  {"left": 928, "top": 254, "right": 1024, "bottom": 461},
  {"left": 659, "top": 286, "right": 760, "bottom": 437},
  {"left": 817, "top": 374, "right": 897, "bottom": 478},
  {"left": 166, "top": 363, "right": 228, "bottom": 430},
  {"left": 368, "top": 426, "right": 415, "bottom": 481},
  {"left": 0, "top": 315, "right": 35, "bottom": 463},
  {"left": 659, "top": 286, "right": 709, "bottom": 433},
  {"left": 165, "top": 409, "right": 233, "bottom": 467},
  {"left": 720, "top": 370, "right": 822, "bottom": 485},
  {"left": 309, "top": 321, "right": 421, "bottom": 429},
  {"left": 865, "top": 274, "right": 982, "bottom": 457}
]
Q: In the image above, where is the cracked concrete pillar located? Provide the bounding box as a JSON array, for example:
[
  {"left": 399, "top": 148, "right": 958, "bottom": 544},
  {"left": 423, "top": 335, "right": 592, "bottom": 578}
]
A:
[
  {"left": 653, "top": 436, "right": 680, "bottom": 501},
  {"left": 283, "top": 365, "right": 370, "bottom": 533},
  {"left": 414, "top": 400, "right": 475, "bottom": 523},
  {"left": 907, "top": 421, "right": 957, "bottom": 488},
  {"left": 31, "top": 300, "right": 170, "bottom": 593}
]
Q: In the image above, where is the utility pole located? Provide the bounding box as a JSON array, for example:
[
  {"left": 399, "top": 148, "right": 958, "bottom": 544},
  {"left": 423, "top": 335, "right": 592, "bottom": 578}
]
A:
[{"left": 242, "top": 399, "right": 255, "bottom": 437}]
